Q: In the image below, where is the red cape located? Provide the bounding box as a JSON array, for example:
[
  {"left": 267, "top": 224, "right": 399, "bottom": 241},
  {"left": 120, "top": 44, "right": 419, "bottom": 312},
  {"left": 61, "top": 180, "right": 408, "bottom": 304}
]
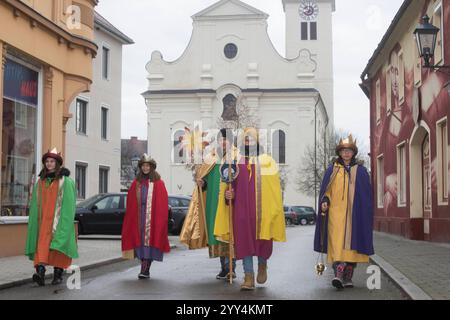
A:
[{"left": 121, "top": 179, "right": 170, "bottom": 253}]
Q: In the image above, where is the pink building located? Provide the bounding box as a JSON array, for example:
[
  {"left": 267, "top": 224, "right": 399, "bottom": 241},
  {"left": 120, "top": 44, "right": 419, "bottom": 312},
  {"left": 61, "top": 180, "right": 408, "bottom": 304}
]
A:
[{"left": 361, "top": 0, "right": 450, "bottom": 242}]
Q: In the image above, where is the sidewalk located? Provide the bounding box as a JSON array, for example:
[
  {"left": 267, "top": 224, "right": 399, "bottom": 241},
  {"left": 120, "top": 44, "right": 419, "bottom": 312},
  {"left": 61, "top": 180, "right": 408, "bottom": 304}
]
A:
[
  {"left": 0, "top": 237, "right": 177, "bottom": 290},
  {"left": 371, "top": 231, "right": 450, "bottom": 300}
]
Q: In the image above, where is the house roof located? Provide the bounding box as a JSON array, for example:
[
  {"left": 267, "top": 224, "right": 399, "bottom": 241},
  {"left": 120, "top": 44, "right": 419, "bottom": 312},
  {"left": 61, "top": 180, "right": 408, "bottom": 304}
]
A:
[
  {"left": 94, "top": 11, "right": 134, "bottom": 45},
  {"left": 192, "top": 0, "right": 269, "bottom": 21},
  {"left": 360, "top": 0, "right": 412, "bottom": 81}
]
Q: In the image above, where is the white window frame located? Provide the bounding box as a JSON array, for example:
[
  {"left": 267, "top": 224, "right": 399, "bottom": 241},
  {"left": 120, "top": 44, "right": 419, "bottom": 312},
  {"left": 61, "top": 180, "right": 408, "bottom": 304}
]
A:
[
  {"left": 101, "top": 42, "right": 111, "bottom": 81},
  {"left": 376, "top": 79, "right": 381, "bottom": 124},
  {"left": 98, "top": 165, "right": 110, "bottom": 194},
  {"left": 271, "top": 129, "right": 287, "bottom": 165},
  {"left": 172, "top": 128, "right": 187, "bottom": 166},
  {"left": 377, "top": 154, "right": 384, "bottom": 209},
  {"left": 433, "top": 2, "right": 444, "bottom": 66},
  {"left": 75, "top": 161, "right": 89, "bottom": 200},
  {"left": 397, "top": 142, "right": 407, "bottom": 207},
  {"left": 436, "top": 117, "right": 448, "bottom": 205},
  {"left": 398, "top": 50, "right": 405, "bottom": 105},
  {"left": 75, "top": 96, "right": 89, "bottom": 136},
  {"left": 101, "top": 104, "right": 110, "bottom": 141},
  {"left": 386, "top": 64, "right": 392, "bottom": 113},
  {"left": 414, "top": 44, "right": 422, "bottom": 87}
]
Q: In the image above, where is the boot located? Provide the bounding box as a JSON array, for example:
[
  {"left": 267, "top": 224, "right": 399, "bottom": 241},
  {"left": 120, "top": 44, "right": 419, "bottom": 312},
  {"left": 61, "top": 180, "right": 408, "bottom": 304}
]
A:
[
  {"left": 51, "top": 267, "right": 64, "bottom": 285},
  {"left": 240, "top": 273, "right": 255, "bottom": 291},
  {"left": 331, "top": 262, "right": 345, "bottom": 290},
  {"left": 216, "top": 268, "right": 228, "bottom": 280},
  {"left": 256, "top": 263, "right": 268, "bottom": 284},
  {"left": 343, "top": 263, "right": 356, "bottom": 288},
  {"left": 32, "top": 265, "right": 46, "bottom": 286},
  {"left": 138, "top": 260, "right": 151, "bottom": 279}
]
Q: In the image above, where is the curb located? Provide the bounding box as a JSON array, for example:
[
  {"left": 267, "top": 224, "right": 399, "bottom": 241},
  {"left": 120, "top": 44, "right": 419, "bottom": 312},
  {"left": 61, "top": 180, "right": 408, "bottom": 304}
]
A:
[
  {"left": 0, "top": 257, "right": 124, "bottom": 291},
  {"left": 0, "top": 244, "right": 177, "bottom": 291},
  {"left": 370, "top": 254, "right": 432, "bottom": 300}
]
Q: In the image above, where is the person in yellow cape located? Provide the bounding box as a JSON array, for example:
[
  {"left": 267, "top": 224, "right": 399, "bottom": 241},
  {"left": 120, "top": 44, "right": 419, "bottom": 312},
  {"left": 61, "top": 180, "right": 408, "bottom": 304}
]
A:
[
  {"left": 180, "top": 129, "right": 238, "bottom": 280},
  {"left": 214, "top": 127, "right": 286, "bottom": 291}
]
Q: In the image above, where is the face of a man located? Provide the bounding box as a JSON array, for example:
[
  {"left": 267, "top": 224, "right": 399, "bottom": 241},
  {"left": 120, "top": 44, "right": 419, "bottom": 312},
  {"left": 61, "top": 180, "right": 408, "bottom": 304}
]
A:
[
  {"left": 141, "top": 163, "right": 151, "bottom": 175},
  {"left": 339, "top": 148, "right": 355, "bottom": 162},
  {"left": 45, "top": 158, "right": 57, "bottom": 172}
]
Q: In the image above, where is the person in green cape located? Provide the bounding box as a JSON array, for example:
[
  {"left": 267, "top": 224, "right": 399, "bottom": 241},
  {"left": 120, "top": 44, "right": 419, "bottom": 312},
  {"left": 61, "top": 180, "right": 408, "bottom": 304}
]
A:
[
  {"left": 199, "top": 129, "right": 238, "bottom": 280},
  {"left": 180, "top": 129, "right": 237, "bottom": 280},
  {"left": 25, "top": 148, "right": 78, "bottom": 286}
]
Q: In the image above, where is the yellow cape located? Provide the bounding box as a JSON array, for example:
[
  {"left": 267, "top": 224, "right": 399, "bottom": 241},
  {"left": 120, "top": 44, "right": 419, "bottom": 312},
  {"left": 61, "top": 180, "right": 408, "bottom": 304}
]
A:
[{"left": 214, "top": 153, "right": 286, "bottom": 243}]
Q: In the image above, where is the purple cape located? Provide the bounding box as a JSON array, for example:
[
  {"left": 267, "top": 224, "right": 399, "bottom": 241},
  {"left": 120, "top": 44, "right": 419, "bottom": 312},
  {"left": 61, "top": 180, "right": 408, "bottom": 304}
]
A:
[{"left": 314, "top": 164, "right": 375, "bottom": 256}]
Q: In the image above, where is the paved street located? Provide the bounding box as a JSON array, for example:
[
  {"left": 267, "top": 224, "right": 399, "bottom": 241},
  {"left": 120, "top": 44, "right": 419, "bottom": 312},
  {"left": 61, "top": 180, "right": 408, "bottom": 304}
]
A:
[{"left": 0, "top": 226, "right": 406, "bottom": 300}]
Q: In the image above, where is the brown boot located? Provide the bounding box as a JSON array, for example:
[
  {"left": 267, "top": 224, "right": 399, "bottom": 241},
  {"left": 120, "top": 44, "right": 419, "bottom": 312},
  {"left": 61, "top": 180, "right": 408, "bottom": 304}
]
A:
[
  {"left": 257, "top": 264, "right": 268, "bottom": 284},
  {"left": 240, "top": 273, "right": 255, "bottom": 291}
]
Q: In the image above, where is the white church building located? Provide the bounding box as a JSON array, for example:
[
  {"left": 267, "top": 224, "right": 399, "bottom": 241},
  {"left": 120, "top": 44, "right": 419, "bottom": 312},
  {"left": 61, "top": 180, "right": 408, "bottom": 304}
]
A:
[{"left": 143, "top": 0, "right": 335, "bottom": 206}]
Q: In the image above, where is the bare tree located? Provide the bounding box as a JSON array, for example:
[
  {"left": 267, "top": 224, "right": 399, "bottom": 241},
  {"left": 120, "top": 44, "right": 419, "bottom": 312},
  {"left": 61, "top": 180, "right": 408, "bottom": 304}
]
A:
[{"left": 296, "top": 129, "right": 369, "bottom": 198}]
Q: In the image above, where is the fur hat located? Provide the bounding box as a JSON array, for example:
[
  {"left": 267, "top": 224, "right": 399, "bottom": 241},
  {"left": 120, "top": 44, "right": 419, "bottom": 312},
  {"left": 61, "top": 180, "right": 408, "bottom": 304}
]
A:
[{"left": 138, "top": 153, "right": 157, "bottom": 169}]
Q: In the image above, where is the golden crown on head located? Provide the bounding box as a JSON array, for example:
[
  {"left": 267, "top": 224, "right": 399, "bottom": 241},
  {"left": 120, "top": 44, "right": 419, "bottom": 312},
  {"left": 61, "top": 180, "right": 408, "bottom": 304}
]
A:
[
  {"left": 336, "top": 134, "right": 358, "bottom": 156},
  {"left": 42, "top": 147, "right": 63, "bottom": 165},
  {"left": 138, "top": 153, "right": 157, "bottom": 169}
]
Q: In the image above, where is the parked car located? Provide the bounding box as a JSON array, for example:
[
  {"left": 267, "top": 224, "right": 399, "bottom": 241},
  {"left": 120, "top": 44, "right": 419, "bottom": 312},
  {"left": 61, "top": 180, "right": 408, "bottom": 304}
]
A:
[
  {"left": 284, "top": 206, "right": 316, "bottom": 226},
  {"left": 168, "top": 195, "right": 191, "bottom": 235},
  {"left": 75, "top": 193, "right": 174, "bottom": 235}
]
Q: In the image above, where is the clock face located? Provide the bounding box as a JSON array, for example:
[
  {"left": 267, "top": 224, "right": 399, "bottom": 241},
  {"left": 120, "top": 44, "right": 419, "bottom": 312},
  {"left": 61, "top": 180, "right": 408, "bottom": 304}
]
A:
[{"left": 299, "top": 0, "right": 319, "bottom": 21}]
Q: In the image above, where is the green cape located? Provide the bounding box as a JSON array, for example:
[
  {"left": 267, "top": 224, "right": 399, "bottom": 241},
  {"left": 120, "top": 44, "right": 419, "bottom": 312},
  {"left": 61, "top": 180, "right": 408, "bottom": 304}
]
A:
[{"left": 25, "top": 176, "right": 79, "bottom": 261}]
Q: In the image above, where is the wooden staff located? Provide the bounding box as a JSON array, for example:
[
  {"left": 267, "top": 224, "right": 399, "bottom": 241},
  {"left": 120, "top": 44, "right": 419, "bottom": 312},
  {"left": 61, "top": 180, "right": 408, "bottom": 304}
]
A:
[{"left": 227, "top": 160, "right": 234, "bottom": 284}]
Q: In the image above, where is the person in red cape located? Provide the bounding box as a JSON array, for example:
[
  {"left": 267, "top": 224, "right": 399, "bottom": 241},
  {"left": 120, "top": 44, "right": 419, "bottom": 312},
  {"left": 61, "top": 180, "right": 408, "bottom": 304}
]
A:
[{"left": 121, "top": 154, "right": 170, "bottom": 279}]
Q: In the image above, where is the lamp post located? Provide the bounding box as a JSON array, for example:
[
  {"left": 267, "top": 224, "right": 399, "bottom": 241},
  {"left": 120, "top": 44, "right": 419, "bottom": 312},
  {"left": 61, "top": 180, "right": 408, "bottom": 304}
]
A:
[
  {"left": 131, "top": 156, "right": 140, "bottom": 177},
  {"left": 414, "top": 15, "right": 450, "bottom": 70}
]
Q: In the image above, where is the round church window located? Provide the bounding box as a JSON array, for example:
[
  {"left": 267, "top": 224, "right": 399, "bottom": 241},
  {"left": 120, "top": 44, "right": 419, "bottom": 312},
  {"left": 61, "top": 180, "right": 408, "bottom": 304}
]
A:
[{"left": 224, "top": 43, "right": 238, "bottom": 59}]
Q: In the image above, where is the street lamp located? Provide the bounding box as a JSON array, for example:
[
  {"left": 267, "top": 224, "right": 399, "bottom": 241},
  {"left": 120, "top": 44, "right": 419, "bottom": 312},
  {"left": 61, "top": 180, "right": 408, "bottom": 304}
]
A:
[
  {"left": 131, "top": 156, "right": 140, "bottom": 176},
  {"left": 414, "top": 15, "right": 449, "bottom": 70}
]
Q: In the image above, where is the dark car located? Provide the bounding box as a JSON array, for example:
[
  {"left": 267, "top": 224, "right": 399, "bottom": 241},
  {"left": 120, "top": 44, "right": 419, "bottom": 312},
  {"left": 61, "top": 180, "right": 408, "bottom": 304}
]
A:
[
  {"left": 284, "top": 206, "right": 316, "bottom": 226},
  {"left": 168, "top": 195, "right": 191, "bottom": 235},
  {"left": 75, "top": 193, "right": 174, "bottom": 235}
]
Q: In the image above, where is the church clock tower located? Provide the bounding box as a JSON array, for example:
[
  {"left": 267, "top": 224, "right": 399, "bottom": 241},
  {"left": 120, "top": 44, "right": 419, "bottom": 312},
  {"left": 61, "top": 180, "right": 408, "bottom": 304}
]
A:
[{"left": 282, "top": 0, "right": 335, "bottom": 120}]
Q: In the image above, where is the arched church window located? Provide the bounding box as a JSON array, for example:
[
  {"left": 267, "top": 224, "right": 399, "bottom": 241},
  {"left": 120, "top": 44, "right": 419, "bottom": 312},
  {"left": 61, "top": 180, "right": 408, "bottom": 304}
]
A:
[
  {"left": 173, "top": 129, "right": 186, "bottom": 164},
  {"left": 272, "top": 130, "right": 286, "bottom": 164},
  {"left": 224, "top": 43, "right": 238, "bottom": 59},
  {"left": 221, "top": 94, "right": 238, "bottom": 121}
]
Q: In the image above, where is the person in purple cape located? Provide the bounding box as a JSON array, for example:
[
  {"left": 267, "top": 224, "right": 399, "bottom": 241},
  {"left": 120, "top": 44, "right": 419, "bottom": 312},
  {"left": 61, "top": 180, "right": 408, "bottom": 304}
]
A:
[{"left": 314, "top": 135, "right": 374, "bottom": 290}]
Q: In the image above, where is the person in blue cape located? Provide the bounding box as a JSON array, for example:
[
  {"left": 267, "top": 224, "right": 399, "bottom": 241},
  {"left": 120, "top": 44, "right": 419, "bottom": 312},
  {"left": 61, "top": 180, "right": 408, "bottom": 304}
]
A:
[{"left": 314, "top": 135, "right": 374, "bottom": 290}]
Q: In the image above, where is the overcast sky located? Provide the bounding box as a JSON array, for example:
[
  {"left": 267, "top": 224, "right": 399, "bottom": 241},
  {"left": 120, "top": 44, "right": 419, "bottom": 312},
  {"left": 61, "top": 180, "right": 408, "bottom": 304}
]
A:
[{"left": 96, "top": 0, "right": 405, "bottom": 150}]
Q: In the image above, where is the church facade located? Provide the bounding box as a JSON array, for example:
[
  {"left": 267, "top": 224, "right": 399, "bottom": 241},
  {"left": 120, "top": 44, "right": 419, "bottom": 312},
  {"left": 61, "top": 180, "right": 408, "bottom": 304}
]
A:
[{"left": 143, "top": 0, "right": 335, "bottom": 206}]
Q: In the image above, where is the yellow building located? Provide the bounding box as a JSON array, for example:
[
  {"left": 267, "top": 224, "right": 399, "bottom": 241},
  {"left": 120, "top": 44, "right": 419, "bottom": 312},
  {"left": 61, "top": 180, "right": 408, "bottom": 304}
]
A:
[{"left": 0, "top": 0, "right": 98, "bottom": 256}]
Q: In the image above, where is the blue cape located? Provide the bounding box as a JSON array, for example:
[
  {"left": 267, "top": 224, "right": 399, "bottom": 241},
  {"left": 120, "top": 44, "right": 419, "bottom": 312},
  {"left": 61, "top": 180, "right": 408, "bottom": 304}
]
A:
[{"left": 314, "top": 163, "right": 374, "bottom": 256}]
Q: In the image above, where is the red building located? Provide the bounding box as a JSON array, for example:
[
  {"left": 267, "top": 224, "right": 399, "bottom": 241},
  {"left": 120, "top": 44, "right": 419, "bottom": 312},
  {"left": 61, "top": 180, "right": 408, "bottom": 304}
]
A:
[{"left": 361, "top": 0, "right": 450, "bottom": 242}]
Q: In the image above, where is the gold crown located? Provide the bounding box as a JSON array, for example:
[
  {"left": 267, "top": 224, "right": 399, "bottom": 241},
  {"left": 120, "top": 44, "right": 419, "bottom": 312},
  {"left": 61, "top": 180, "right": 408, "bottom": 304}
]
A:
[{"left": 336, "top": 134, "right": 358, "bottom": 155}]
